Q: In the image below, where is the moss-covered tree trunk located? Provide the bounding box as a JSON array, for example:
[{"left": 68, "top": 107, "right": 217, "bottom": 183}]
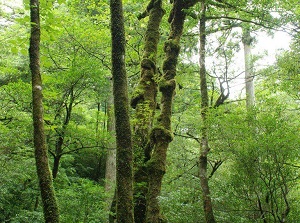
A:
[
  {"left": 110, "top": 0, "right": 134, "bottom": 222},
  {"left": 199, "top": 1, "right": 217, "bottom": 223},
  {"left": 145, "top": 1, "right": 198, "bottom": 222},
  {"left": 29, "top": 0, "right": 60, "bottom": 222},
  {"left": 130, "top": 1, "right": 164, "bottom": 222}
]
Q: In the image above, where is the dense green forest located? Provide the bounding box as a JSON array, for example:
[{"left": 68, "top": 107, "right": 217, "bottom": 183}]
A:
[{"left": 0, "top": 0, "right": 299, "bottom": 222}]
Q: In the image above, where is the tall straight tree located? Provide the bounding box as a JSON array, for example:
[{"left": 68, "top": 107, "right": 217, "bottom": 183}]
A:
[
  {"left": 199, "top": 0, "right": 217, "bottom": 222},
  {"left": 29, "top": 0, "right": 60, "bottom": 222},
  {"left": 105, "top": 79, "right": 116, "bottom": 204},
  {"left": 242, "top": 27, "right": 255, "bottom": 108},
  {"left": 110, "top": 0, "right": 134, "bottom": 222}
]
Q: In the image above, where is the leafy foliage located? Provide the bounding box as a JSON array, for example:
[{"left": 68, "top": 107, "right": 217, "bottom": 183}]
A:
[{"left": 0, "top": 0, "right": 299, "bottom": 222}]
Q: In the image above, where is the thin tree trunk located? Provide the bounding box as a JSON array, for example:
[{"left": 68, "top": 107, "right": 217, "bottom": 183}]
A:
[
  {"left": 110, "top": 0, "right": 134, "bottom": 222},
  {"left": 52, "top": 154, "right": 61, "bottom": 179},
  {"left": 242, "top": 27, "right": 255, "bottom": 108},
  {"left": 105, "top": 79, "right": 116, "bottom": 216},
  {"left": 199, "top": 1, "right": 217, "bottom": 223},
  {"left": 52, "top": 88, "right": 74, "bottom": 179},
  {"left": 105, "top": 90, "right": 116, "bottom": 193},
  {"left": 29, "top": 0, "right": 59, "bottom": 222}
]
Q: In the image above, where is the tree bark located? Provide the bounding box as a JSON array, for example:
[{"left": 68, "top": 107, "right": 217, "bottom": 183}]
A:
[
  {"left": 130, "top": 1, "right": 164, "bottom": 222},
  {"left": 242, "top": 27, "right": 255, "bottom": 108},
  {"left": 199, "top": 1, "right": 217, "bottom": 223},
  {"left": 29, "top": 0, "right": 60, "bottom": 222},
  {"left": 105, "top": 79, "right": 116, "bottom": 214},
  {"left": 52, "top": 89, "right": 74, "bottom": 179},
  {"left": 145, "top": 1, "right": 198, "bottom": 222},
  {"left": 110, "top": 0, "right": 134, "bottom": 222}
]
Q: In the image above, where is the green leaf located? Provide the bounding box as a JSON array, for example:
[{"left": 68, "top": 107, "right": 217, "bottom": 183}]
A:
[
  {"left": 20, "top": 49, "right": 28, "bottom": 56},
  {"left": 11, "top": 47, "right": 18, "bottom": 54}
]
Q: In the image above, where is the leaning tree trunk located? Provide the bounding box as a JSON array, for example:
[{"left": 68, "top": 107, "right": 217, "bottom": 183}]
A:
[
  {"left": 29, "top": 0, "right": 60, "bottom": 222},
  {"left": 199, "top": 1, "right": 217, "bottom": 223},
  {"left": 242, "top": 27, "right": 255, "bottom": 108},
  {"left": 110, "top": 0, "right": 134, "bottom": 222},
  {"left": 145, "top": 1, "right": 199, "bottom": 222},
  {"left": 130, "top": 0, "right": 164, "bottom": 222}
]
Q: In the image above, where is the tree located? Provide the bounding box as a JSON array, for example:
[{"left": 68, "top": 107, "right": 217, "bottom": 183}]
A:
[
  {"left": 110, "top": 0, "right": 134, "bottom": 221},
  {"left": 29, "top": 0, "right": 59, "bottom": 222},
  {"left": 242, "top": 26, "right": 255, "bottom": 108},
  {"left": 105, "top": 79, "right": 116, "bottom": 205},
  {"left": 1, "top": 0, "right": 300, "bottom": 222},
  {"left": 143, "top": 1, "right": 200, "bottom": 222},
  {"left": 199, "top": 1, "right": 217, "bottom": 222},
  {"left": 130, "top": 0, "right": 164, "bottom": 221}
]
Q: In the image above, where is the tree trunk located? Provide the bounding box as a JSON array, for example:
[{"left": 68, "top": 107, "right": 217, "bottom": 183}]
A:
[
  {"left": 199, "top": 1, "right": 217, "bottom": 223},
  {"left": 105, "top": 79, "right": 116, "bottom": 215},
  {"left": 52, "top": 154, "right": 61, "bottom": 179},
  {"left": 29, "top": 0, "right": 60, "bottom": 222},
  {"left": 145, "top": 1, "right": 198, "bottom": 222},
  {"left": 52, "top": 88, "right": 74, "bottom": 179},
  {"left": 242, "top": 27, "right": 255, "bottom": 108},
  {"left": 110, "top": 0, "right": 134, "bottom": 222},
  {"left": 130, "top": 1, "right": 164, "bottom": 222}
]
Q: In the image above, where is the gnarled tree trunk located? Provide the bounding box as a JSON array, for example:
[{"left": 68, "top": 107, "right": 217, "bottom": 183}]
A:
[
  {"left": 130, "top": 1, "right": 164, "bottom": 222},
  {"left": 145, "top": 1, "right": 199, "bottom": 222},
  {"left": 29, "top": 0, "right": 60, "bottom": 222}
]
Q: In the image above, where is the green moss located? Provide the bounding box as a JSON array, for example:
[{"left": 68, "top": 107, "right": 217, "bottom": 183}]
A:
[
  {"left": 146, "top": 157, "right": 166, "bottom": 175},
  {"left": 163, "top": 39, "right": 180, "bottom": 54},
  {"left": 141, "top": 58, "right": 156, "bottom": 71},
  {"left": 150, "top": 126, "right": 173, "bottom": 143},
  {"left": 159, "top": 79, "right": 176, "bottom": 93},
  {"left": 130, "top": 86, "right": 145, "bottom": 109}
]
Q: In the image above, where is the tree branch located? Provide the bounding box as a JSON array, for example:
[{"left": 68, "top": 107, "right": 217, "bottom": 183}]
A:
[{"left": 208, "top": 159, "right": 223, "bottom": 179}]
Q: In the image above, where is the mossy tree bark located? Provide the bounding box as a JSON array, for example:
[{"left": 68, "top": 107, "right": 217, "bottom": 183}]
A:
[
  {"left": 110, "top": 0, "right": 134, "bottom": 222},
  {"left": 145, "top": 1, "right": 199, "bottom": 222},
  {"left": 199, "top": 1, "right": 217, "bottom": 223},
  {"left": 130, "top": 0, "right": 164, "bottom": 222},
  {"left": 29, "top": 0, "right": 60, "bottom": 222}
]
